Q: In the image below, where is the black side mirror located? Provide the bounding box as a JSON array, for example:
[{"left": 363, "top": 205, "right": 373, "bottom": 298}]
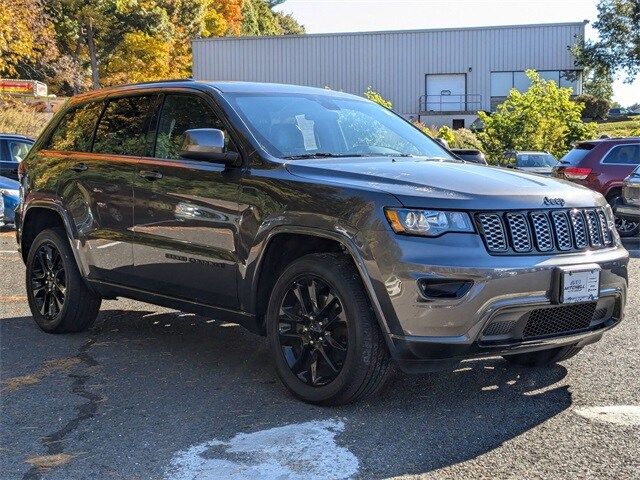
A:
[{"left": 179, "top": 129, "right": 240, "bottom": 165}]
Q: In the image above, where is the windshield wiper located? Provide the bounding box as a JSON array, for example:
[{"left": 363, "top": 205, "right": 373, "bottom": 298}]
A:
[{"left": 283, "top": 152, "right": 368, "bottom": 159}]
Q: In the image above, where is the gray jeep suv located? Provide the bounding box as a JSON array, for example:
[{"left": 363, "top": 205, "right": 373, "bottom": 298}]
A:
[{"left": 16, "top": 81, "right": 629, "bottom": 405}]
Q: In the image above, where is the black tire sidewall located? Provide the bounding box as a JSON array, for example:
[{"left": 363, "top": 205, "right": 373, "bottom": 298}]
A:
[
  {"left": 266, "top": 255, "right": 369, "bottom": 404},
  {"left": 26, "top": 229, "right": 83, "bottom": 333}
]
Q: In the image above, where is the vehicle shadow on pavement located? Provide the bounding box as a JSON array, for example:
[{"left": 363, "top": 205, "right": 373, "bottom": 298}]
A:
[{"left": 1, "top": 308, "right": 572, "bottom": 479}]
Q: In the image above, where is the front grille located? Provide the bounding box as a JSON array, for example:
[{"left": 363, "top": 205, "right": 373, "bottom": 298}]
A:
[
  {"left": 477, "top": 208, "right": 614, "bottom": 255},
  {"left": 523, "top": 302, "right": 597, "bottom": 339}
]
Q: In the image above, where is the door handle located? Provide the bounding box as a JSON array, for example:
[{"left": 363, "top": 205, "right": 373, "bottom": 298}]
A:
[
  {"left": 139, "top": 170, "right": 163, "bottom": 181},
  {"left": 71, "top": 163, "right": 88, "bottom": 173}
]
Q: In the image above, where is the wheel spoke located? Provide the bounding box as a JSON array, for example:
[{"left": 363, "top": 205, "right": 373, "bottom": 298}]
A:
[
  {"left": 293, "top": 282, "right": 314, "bottom": 316},
  {"left": 39, "top": 291, "right": 49, "bottom": 315},
  {"left": 47, "top": 292, "right": 57, "bottom": 316},
  {"left": 325, "top": 332, "right": 347, "bottom": 352},
  {"left": 280, "top": 308, "right": 307, "bottom": 325},
  {"left": 308, "top": 350, "right": 319, "bottom": 385},
  {"left": 290, "top": 344, "right": 312, "bottom": 375},
  {"left": 317, "top": 296, "right": 340, "bottom": 322},
  {"left": 317, "top": 346, "right": 339, "bottom": 373},
  {"left": 52, "top": 289, "right": 64, "bottom": 310}
]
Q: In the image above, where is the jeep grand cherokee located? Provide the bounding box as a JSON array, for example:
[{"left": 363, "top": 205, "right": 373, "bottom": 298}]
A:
[{"left": 15, "top": 81, "right": 629, "bottom": 405}]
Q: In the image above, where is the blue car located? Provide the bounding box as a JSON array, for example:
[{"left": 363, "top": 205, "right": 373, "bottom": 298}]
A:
[{"left": 0, "top": 175, "right": 20, "bottom": 226}]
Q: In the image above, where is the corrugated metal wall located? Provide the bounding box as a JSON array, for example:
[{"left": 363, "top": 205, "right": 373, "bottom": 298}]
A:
[{"left": 192, "top": 23, "right": 585, "bottom": 115}]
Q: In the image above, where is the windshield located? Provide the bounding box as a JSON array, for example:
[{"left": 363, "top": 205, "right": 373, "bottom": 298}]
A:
[
  {"left": 226, "top": 93, "right": 454, "bottom": 159},
  {"left": 516, "top": 153, "right": 558, "bottom": 168}
]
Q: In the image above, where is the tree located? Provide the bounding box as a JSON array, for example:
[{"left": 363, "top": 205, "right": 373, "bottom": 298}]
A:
[
  {"left": 577, "top": 0, "right": 640, "bottom": 82},
  {"left": 477, "top": 70, "right": 597, "bottom": 162},
  {"left": 582, "top": 67, "right": 614, "bottom": 102},
  {"left": 0, "top": 0, "right": 57, "bottom": 77},
  {"left": 274, "top": 11, "right": 305, "bottom": 35},
  {"left": 576, "top": 94, "right": 610, "bottom": 120}
]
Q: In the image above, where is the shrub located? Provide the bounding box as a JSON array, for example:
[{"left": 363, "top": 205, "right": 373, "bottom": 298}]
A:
[
  {"left": 576, "top": 94, "right": 610, "bottom": 120},
  {"left": 477, "top": 70, "right": 597, "bottom": 162},
  {"left": 0, "top": 97, "right": 51, "bottom": 138},
  {"left": 364, "top": 86, "right": 393, "bottom": 109}
]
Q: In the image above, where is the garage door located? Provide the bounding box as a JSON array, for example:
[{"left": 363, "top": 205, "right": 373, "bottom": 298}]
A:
[{"left": 425, "top": 74, "right": 466, "bottom": 112}]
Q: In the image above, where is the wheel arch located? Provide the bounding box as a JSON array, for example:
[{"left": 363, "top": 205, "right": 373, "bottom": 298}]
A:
[{"left": 249, "top": 227, "right": 392, "bottom": 339}]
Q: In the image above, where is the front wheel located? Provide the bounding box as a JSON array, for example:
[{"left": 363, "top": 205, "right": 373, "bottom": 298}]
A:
[
  {"left": 266, "top": 253, "right": 394, "bottom": 405},
  {"left": 26, "top": 228, "right": 101, "bottom": 333}
]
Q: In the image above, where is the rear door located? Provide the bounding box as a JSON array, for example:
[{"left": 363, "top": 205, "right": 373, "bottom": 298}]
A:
[
  {"left": 131, "top": 91, "right": 241, "bottom": 308},
  {"left": 601, "top": 143, "right": 640, "bottom": 193}
]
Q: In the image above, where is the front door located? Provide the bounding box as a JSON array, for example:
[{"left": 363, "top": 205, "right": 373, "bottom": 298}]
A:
[
  {"left": 132, "top": 92, "right": 240, "bottom": 308},
  {"left": 425, "top": 74, "right": 466, "bottom": 112}
]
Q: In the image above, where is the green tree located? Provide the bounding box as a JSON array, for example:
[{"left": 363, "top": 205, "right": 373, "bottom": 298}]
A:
[
  {"left": 477, "top": 70, "right": 597, "bottom": 163},
  {"left": 275, "top": 11, "right": 305, "bottom": 35},
  {"left": 577, "top": 0, "right": 640, "bottom": 82}
]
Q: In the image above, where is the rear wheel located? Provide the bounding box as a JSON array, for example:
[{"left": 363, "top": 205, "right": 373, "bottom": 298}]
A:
[
  {"left": 26, "top": 228, "right": 101, "bottom": 333},
  {"left": 266, "top": 253, "right": 394, "bottom": 405},
  {"left": 502, "top": 345, "right": 583, "bottom": 367}
]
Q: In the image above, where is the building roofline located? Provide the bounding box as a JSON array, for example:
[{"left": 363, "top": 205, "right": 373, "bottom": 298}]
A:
[{"left": 192, "top": 21, "right": 588, "bottom": 43}]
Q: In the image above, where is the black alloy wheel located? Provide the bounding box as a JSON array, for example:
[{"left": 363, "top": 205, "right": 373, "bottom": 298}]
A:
[
  {"left": 31, "top": 242, "right": 67, "bottom": 319},
  {"left": 277, "top": 275, "right": 348, "bottom": 387}
]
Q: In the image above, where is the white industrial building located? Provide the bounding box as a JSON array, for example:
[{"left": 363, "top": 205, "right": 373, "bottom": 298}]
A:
[{"left": 192, "top": 22, "right": 585, "bottom": 128}]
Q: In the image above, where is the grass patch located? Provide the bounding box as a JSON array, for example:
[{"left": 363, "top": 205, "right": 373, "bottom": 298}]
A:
[{"left": 596, "top": 119, "right": 640, "bottom": 138}]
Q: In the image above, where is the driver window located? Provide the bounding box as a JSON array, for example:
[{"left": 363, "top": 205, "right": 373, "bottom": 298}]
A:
[{"left": 155, "top": 94, "right": 235, "bottom": 160}]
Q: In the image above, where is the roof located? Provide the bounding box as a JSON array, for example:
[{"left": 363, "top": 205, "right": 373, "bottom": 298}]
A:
[
  {"left": 69, "top": 80, "right": 365, "bottom": 104},
  {"left": 582, "top": 137, "right": 640, "bottom": 144},
  {"left": 192, "top": 21, "right": 588, "bottom": 43},
  {"left": 0, "top": 133, "right": 34, "bottom": 142}
]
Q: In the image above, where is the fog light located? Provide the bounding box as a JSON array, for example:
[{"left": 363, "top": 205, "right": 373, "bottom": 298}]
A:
[{"left": 418, "top": 279, "right": 473, "bottom": 300}]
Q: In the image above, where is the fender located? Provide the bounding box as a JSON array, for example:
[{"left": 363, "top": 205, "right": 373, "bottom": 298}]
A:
[
  {"left": 245, "top": 224, "right": 395, "bottom": 340},
  {"left": 19, "top": 194, "right": 90, "bottom": 277}
]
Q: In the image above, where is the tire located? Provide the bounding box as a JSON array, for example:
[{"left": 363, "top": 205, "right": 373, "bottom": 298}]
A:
[
  {"left": 502, "top": 345, "right": 583, "bottom": 367},
  {"left": 609, "top": 195, "right": 640, "bottom": 238},
  {"left": 266, "top": 253, "right": 394, "bottom": 405},
  {"left": 26, "top": 228, "right": 101, "bottom": 333}
]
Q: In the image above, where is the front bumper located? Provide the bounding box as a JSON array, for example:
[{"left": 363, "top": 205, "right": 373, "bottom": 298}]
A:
[
  {"left": 614, "top": 203, "right": 640, "bottom": 222},
  {"left": 360, "top": 231, "right": 629, "bottom": 372}
]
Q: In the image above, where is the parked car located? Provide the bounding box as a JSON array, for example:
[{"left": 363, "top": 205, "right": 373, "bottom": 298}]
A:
[
  {"left": 614, "top": 165, "right": 640, "bottom": 224},
  {"left": 1, "top": 134, "right": 34, "bottom": 180},
  {"left": 503, "top": 151, "right": 559, "bottom": 176},
  {"left": 0, "top": 175, "right": 20, "bottom": 226},
  {"left": 451, "top": 148, "right": 487, "bottom": 164},
  {"left": 553, "top": 137, "right": 640, "bottom": 237},
  {"left": 16, "top": 81, "right": 629, "bottom": 405}
]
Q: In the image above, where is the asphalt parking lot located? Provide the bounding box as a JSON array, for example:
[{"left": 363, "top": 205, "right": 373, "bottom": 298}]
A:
[{"left": 1, "top": 229, "right": 639, "bottom": 480}]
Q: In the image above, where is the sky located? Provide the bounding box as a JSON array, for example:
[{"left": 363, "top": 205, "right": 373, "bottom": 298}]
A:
[{"left": 275, "top": 0, "right": 639, "bottom": 106}]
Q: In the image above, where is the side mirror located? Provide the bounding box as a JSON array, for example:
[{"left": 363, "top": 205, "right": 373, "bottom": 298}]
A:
[{"left": 179, "top": 128, "right": 240, "bottom": 165}]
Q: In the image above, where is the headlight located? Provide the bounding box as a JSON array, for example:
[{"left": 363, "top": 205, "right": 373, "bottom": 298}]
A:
[{"left": 385, "top": 208, "right": 474, "bottom": 236}]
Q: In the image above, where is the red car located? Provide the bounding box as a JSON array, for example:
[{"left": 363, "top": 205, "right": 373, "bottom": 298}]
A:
[{"left": 554, "top": 137, "right": 640, "bottom": 237}]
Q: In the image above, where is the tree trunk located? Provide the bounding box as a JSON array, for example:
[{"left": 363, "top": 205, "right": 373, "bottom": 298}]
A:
[{"left": 85, "top": 21, "right": 100, "bottom": 89}]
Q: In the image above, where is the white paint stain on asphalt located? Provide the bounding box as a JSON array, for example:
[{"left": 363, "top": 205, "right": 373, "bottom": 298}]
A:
[
  {"left": 165, "top": 419, "right": 358, "bottom": 480},
  {"left": 574, "top": 405, "right": 640, "bottom": 426}
]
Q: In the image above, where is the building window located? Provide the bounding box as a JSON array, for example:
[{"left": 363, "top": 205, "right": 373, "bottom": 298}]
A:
[{"left": 490, "top": 70, "right": 582, "bottom": 110}]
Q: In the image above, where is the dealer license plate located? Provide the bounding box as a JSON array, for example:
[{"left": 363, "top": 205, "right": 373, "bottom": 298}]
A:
[{"left": 559, "top": 265, "right": 601, "bottom": 304}]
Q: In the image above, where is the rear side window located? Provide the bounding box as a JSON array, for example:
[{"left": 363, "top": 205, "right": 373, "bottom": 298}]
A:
[
  {"left": 44, "top": 102, "right": 103, "bottom": 152},
  {"left": 154, "top": 94, "right": 235, "bottom": 160},
  {"left": 93, "top": 95, "right": 156, "bottom": 156},
  {"left": 8, "top": 141, "right": 32, "bottom": 162},
  {"left": 559, "top": 145, "right": 594, "bottom": 165},
  {"left": 602, "top": 144, "right": 640, "bottom": 165}
]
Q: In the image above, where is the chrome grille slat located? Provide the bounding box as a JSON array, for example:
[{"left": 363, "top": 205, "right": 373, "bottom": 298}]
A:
[
  {"left": 551, "top": 211, "right": 573, "bottom": 251},
  {"left": 596, "top": 210, "right": 612, "bottom": 246},
  {"left": 530, "top": 212, "right": 554, "bottom": 252},
  {"left": 569, "top": 210, "right": 588, "bottom": 249},
  {"left": 505, "top": 213, "right": 532, "bottom": 252},
  {"left": 477, "top": 208, "right": 613, "bottom": 255},
  {"left": 584, "top": 210, "right": 603, "bottom": 247},
  {"left": 477, "top": 214, "right": 508, "bottom": 252}
]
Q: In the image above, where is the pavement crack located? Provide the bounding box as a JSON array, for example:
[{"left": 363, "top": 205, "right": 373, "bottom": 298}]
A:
[{"left": 22, "top": 335, "right": 102, "bottom": 480}]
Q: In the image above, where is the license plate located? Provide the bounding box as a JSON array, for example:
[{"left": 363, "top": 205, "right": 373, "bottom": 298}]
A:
[{"left": 559, "top": 265, "right": 601, "bottom": 304}]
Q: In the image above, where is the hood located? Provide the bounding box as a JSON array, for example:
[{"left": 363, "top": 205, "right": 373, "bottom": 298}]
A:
[
  {"left": 285, "top": 157, "right": 604, "bottom": 210},
  {"left": 0, "top": 176, "right": 20, "bottom": 190}
]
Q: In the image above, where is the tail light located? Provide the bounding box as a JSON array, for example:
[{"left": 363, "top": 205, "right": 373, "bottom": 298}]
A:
[{"left": 563, "top": 167, "right": 592, "bottom": 180}]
